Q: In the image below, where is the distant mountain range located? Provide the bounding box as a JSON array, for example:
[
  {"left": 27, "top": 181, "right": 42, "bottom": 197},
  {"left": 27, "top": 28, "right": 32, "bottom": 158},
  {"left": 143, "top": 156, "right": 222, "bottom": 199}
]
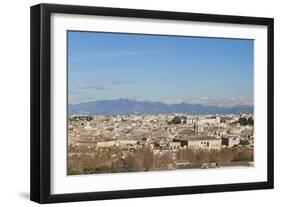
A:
[{"left": 68, "top": 99, "right": 253, "bottom": 115}]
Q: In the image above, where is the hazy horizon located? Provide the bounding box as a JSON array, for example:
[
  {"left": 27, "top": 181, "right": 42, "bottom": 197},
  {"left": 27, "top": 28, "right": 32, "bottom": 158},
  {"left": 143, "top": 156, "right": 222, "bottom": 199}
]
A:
[{"left": 69, "top": 97, "right": 253, "bottom": 107}]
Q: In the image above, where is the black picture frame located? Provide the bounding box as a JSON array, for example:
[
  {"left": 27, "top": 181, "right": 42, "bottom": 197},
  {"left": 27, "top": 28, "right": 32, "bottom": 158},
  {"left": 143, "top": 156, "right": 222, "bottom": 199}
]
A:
[{"left": 30, "top": 3, "right": 274, "bottom": 204}]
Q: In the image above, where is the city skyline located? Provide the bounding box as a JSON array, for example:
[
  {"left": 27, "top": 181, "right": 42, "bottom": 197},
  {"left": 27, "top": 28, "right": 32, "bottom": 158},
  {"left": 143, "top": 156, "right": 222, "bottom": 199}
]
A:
[{"left": 68, "top": 31, "right": 254, "bottom": 106}]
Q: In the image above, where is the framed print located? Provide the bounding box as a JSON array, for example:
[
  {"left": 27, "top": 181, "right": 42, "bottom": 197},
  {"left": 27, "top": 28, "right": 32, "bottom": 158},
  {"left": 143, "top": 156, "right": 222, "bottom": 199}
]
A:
[{"left": 30, "top": 3, "right": 274, "bottom": 203}]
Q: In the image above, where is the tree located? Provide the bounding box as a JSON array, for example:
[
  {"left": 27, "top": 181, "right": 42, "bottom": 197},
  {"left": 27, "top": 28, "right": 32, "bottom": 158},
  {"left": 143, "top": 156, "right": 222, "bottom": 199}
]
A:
[
  {"left": 209, "top": 149, "right": 220, "bottom": 162},
  {"left": 123, "top": 153, "right": 137, "bottom": 171},
  {"left": 247, "top": 117, "right": 254, "bottom": 125},
  {"left": 233, "top": 148, "right": 253, "bottom": 162},
  {"left": 239, "top": 139, "right": 250, "bottom": 145},
  {"left": 177, "top": 148, "right": 196, "bottom": 163},
  {"left": 220, "top": 148, "right": 234, "bottom": 163},
  {"left": 142, "top": 147, "right": 154, "bottom": 171},
  {"left": 169, "top": 116, "right": 182, "bottom": 124},
  {"left": 239, "top": 117, "right": 247, "bottom": 125},
  {"left": 168, "top": 115, "right": 187, "bottom": 125},
  {"left": 239, "top": 117, "right": 254, "bottom": 126}
]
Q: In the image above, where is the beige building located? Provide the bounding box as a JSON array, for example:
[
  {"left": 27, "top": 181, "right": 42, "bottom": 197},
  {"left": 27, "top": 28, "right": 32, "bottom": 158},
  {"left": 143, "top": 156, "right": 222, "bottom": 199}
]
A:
[
  {"left": 174, "top": 137, "right": 222, "bottom": 150},
  {"left": 187, "top": 138, "right": 221, "bottom": 150}
]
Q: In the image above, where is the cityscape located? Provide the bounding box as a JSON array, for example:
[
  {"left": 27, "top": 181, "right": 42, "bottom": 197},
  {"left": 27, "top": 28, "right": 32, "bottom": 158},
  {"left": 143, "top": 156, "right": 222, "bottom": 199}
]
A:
[
  {"left": 67, "top": 31, "right": 254, "bottom": 175},
  {"left": 68, "top": 112, "right": 254, "bottom": 175}
]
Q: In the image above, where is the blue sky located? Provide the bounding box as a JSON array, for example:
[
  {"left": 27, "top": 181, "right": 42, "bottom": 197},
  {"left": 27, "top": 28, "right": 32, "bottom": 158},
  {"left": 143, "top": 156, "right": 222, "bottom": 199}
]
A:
[{"left": 68, "top": 31, "right": 253, "bottom": 106}]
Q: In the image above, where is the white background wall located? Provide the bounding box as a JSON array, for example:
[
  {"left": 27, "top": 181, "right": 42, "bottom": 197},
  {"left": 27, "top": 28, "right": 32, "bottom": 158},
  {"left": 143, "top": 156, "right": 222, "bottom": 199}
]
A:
[{"left": 0, "top": 0, "right": 279, "bottom": 206}]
